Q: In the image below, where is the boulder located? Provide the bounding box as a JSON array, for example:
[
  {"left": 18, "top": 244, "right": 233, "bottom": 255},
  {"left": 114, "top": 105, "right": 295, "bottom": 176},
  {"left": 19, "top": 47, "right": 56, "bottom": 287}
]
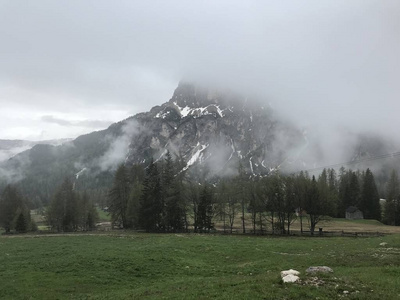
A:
[
  {"left": 280, "top": 269, "right": 300, "bottom": 283},
  {"left": 282, "top": 274, "right": 300, "bottom": 283}
]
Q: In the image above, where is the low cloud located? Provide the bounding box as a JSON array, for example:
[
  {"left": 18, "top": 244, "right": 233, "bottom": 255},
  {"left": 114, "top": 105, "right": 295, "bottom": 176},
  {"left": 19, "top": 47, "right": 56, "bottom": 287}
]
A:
[
  {"left": 97, "top": 119, "right": 141, "bottom": 171},
  {"left": 41, "top": 115, "right": 112, "bottom": 129}
]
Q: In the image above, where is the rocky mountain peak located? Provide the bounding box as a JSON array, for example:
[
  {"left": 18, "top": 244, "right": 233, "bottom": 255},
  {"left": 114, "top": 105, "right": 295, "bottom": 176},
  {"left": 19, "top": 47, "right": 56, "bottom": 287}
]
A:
[{"left": 0, "top": 82, "right": 307, "bottom": 200}]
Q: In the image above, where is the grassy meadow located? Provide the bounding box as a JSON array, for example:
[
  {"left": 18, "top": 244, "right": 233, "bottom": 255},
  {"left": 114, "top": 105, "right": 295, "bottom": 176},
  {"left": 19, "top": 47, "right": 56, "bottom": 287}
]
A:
[{"left": 0, "top": 232, "right": 399, "bottom": 299}]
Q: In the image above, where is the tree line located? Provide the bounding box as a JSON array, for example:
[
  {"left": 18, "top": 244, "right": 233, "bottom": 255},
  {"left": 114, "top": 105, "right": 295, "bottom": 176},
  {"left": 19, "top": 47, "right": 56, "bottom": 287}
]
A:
[
  {"left": 1, "top": 151, "right": 399, "bottom": 234},
  {"left": 106, "top": 152, "right": 391, "bottom": 234}
]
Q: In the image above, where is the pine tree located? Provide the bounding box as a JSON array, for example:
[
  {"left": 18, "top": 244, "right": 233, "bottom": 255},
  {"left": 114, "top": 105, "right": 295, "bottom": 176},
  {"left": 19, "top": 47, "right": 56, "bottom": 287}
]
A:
[
  {"left": 15, "top": 213, "right": 27, "bottom": 233},
  {"left": 46, "top": 178, "right": 79, "bottom": 232},
  {"left": 0, "top": 185, "right": 30, "bottom": 233},
  {"left": 327, "top": 168, "right": 339, "bottom": 217},
  {"left": 80, "top": 192, "right": 99, "bottom": 230},
  {"left": 196, "top": 184, "right": 214, "bottom": 232},
  {"left": 265, "top": 174, "right": 285, "bottom": 234},
  {"left": 384, "top": 170, "right": 399, "bottom": 225},
  {"left": 161, "top": 151, "right": 186, "bottom": 232},
  {"left": 108, "top": 164, "right": 130, "bottom": 228},
  {"left": 360, "top": 169, "right": 381, "bottom": 220},
  {"left": 139, "top": 159, "right": 163, "bottom": 231}
]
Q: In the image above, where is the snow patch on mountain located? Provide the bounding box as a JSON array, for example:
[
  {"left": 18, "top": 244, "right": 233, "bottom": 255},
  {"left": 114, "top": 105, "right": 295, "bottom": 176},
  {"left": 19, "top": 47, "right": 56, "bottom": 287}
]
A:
[
  {"left": 75, "top": 168, "right": 87, "bottom": 179},
  {"left": 183, "top": 143, "right": 209, "bottom": 171},
  {"left": 154, "top": 102, "right": 228, "bottom": 119}
]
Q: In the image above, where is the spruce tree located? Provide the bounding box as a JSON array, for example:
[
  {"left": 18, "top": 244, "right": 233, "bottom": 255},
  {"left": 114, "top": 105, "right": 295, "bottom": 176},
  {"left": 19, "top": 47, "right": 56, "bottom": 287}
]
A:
[
  {"left": 360, "top": 169, "right": 381, "bottom": 220},
  {"left": 139, "top": 159, "right": 163, "bottom": 231},
  {"left": 0, "top": 185, "right": 30, "bottom": 233},
  {"left": 46, "top": 178, "right": 79, "bottom": 232},
  {"left": 108, "top": 164, "right": 130, "bottom": 228},
  {"left": 384, "top": 170, "right": 399, "bottom": 225},
  {"left": 196, "top": 184, "right": 214, "bottom": 232},
  {"left": 15, "top": 213, "right": 27, "bottom": 233}
]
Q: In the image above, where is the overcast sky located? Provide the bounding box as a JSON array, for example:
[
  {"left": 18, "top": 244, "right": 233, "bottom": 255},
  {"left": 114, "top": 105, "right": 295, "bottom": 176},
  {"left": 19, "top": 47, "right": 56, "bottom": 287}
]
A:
[{"left": 0, "top": 0, "right": 399, "bottom": 141}]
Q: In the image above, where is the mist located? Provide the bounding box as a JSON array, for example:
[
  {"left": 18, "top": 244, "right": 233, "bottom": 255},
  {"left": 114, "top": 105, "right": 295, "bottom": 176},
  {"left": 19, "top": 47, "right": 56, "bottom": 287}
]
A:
[{"left": 1, "top": 1, "right": 399, "bottom": 169}]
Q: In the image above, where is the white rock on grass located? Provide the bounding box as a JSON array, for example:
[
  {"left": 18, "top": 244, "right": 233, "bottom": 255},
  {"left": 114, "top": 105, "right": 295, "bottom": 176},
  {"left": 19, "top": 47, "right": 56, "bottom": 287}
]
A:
[
  {"left": 282, "top": 274, "right": 300, "bottom": 283},
  {"left": 306, "top": 266, "right": 333, "bottom": 274},
  {"left": 280, "top": 269, "right": 300, "bottom": 283},
  {"left": 380, "top": 242, "right": 388, "bottom": 246}
]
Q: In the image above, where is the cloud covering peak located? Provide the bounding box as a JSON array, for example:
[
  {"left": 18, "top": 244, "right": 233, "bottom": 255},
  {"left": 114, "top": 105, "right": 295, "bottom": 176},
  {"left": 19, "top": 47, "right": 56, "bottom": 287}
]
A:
[{"left": 0, "top": 0, "right": 399, "bottom": 142}]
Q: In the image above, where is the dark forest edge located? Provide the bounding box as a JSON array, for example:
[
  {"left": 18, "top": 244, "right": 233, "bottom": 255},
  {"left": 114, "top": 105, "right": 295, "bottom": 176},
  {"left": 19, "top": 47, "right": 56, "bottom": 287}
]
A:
[{"left": 1, "top": 150, "right": 400, "bottom": 235}]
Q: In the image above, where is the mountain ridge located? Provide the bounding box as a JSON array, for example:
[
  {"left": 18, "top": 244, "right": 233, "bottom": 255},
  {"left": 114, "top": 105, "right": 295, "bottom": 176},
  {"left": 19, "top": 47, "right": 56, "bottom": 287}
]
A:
[{"left": 0, "top": 82, "right": 399, "bottom": 203}]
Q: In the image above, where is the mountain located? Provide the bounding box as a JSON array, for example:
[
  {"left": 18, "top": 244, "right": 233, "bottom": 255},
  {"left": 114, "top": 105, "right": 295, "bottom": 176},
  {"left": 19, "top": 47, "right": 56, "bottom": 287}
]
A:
[
  {"left": 0, "top": 139, "right": 72, "bottom": 162},
  {"left": 0, "top": 82, "right": 398, "bottom": 203},
  {"left": 0, "top": 82, "right": 307, "bottom": 202}
]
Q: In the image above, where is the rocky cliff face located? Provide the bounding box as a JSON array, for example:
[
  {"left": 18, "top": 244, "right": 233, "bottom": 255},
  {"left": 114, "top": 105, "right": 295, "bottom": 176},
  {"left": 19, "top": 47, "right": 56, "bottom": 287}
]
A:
[
  {"left": 1, "top": 82, "right": 398, "bottom": 201},
  {"left": 0, "top": 82, "right": 306, "bottom": 200},
  {"left": 124, "top": 82, "right": 306, "bottom": 175}
]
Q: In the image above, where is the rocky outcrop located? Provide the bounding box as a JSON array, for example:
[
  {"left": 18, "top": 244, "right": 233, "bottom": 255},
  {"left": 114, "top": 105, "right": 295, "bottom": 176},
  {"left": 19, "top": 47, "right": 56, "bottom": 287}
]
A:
[{"left": 124, "top": 82, "right": 306, "bottom": 176}]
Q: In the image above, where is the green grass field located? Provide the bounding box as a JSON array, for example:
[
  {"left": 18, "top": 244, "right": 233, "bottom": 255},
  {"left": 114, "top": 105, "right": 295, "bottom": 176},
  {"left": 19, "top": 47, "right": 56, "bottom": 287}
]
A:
[{"left": 0, "top": 232, "right": 399, "bottom": 299}]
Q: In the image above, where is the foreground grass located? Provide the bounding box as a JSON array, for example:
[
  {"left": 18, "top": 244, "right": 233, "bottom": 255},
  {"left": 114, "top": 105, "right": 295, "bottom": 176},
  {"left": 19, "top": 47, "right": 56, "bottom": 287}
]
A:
[{"left": 0, "top": 233, "right": 399, "bottom": 299}]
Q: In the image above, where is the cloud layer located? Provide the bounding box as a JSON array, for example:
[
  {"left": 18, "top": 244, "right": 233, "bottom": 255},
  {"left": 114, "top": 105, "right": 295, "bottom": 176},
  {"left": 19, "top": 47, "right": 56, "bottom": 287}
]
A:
[{"left": 0, "top": 1, "right": 399, "bottom": 143}]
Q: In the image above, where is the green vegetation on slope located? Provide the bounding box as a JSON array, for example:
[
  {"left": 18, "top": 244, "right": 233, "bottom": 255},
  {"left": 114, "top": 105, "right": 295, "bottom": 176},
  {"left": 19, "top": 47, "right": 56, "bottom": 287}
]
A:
[{"left": 0, "top": 233, "right": 399, "bottom": 299}]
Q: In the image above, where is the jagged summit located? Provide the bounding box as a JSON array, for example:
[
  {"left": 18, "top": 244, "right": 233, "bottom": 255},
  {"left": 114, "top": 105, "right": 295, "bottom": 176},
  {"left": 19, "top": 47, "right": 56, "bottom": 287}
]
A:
[
  {"left": 0, "top": 82, "right": 306, "bottom": 200},
  {"left": 124, "top": 82, "right": 304, "bottom": 176}
]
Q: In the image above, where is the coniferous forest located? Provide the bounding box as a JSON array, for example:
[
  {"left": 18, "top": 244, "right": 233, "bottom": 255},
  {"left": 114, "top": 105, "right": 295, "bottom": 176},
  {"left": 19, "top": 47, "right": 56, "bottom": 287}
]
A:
[{"left": 1, "top": 150, "right": 400, "bottom": 234}]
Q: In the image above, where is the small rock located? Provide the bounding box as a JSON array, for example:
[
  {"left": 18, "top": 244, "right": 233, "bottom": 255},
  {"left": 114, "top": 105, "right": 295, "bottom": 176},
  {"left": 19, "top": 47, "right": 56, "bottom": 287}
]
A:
[
  {"left": 343, "top": 290, "right": 349, "bottom": 294},
  {"left": 380, "top": 242, "right": 388, "bottom": 246},
  {"left": 282, "top": 274, "right": 300, "bottom": 283},
  {"left": 306, "top": 266, "right": 333, "bottom": 274}
]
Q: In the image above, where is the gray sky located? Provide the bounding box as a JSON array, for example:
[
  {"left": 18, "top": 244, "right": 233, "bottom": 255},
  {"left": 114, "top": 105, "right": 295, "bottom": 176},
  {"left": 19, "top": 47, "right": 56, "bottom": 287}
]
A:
[{"left": 0, "top": 0, "right": 399, "bottom": 141}]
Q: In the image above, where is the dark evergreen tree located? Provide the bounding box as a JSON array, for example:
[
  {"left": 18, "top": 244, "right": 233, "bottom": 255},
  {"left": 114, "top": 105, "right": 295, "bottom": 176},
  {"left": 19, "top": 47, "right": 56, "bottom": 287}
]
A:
[
  {"left": 337, "top": 167, "right": 348, "bottom": 218},
  {"left": 139, "top": 160, "right": 163, "bottom": 231},
  {"left": 80, "top": 191, "right": 99, "bottom": 230},
  {"left": 327, "top": 168, "right": 339, "bottom": 217},
  {"left": 46, "top": 178, "right": 79, "bottom": 232},
  {"left": 15, "top": 213, "right": 27, "bottom": 233},
  {"left": 384, "top": 170, "right": 399, "bottom": 225},
  {"left": 108, "top": 164, "right": 130, "bottom": 228},
  {"left": 161, "top": 152, "right": 186, "bottom": 232},
  {"left": 195, "top": 184, "right": 214, "bottom": 232},
  {"left": 348, "top": 171, "right": 361, "bottom": 208},
  {"left": 360, "top": 169, "right": 381, "bottom": 220},
  {"left": 0, "top": 185, "right": 31, "bottom": 233}
]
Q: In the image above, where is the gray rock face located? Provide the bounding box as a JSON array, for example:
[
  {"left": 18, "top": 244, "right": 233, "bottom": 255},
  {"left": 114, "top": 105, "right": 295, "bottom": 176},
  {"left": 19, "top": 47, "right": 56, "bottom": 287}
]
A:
[
  {"left": 306, "top": 266, "right": 333, "bottom": 274},
  {"left": 0, "top": 82, "right": 306, "bottom": 198},
  {"left": 126, "top": 82, "right": 306, "bottom": 176}
]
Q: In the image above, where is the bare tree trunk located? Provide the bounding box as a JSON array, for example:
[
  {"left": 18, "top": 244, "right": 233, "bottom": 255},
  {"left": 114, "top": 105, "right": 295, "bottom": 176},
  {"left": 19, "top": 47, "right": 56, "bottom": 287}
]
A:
[{"left": 241, "top": 200, "right": 246, "bottom": 233}]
